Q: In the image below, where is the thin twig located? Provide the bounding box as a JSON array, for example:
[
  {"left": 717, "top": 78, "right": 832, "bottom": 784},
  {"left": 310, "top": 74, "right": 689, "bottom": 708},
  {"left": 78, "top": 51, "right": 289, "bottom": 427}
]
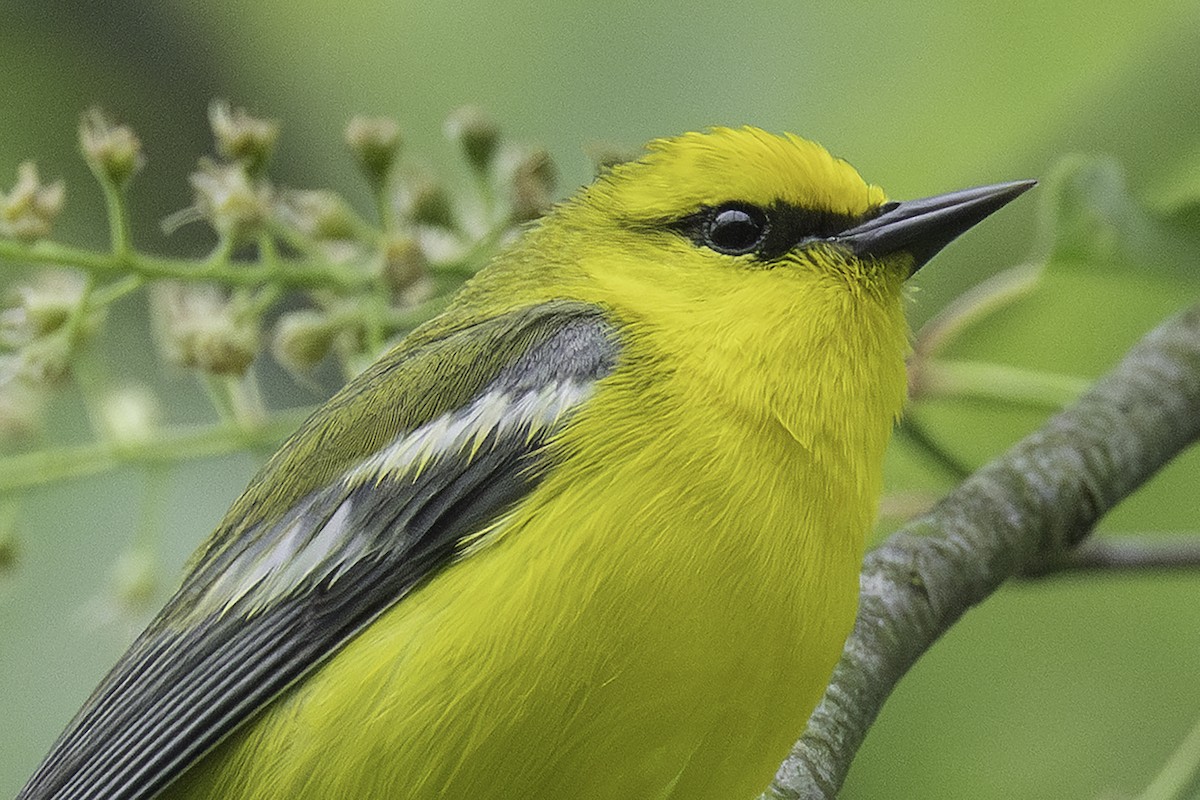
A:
[
  {"left": 911, "top": 261, "right": 1043, "bottom": 361},
  {"left": 1137, "top": 712, "right": 1200, "bottom": 800},
  {"left": 1021, "top": 534, "right": 1200, "bottom": 576},
  {"left": 916, "top": 358, "right": 1089, "bottom": 409},
  {"left": 0, "top": 409, "right": 311, "bottom": 494},
  {"left": 0, "top": 238, "right": 370, "bottom": 292},
  {"left": 894, "top": 416, "right": 972, "bottom": 481}
]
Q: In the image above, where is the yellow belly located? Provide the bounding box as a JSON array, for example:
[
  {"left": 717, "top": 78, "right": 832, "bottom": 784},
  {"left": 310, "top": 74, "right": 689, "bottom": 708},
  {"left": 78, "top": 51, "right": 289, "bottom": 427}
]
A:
[{"left": 167, "top": 383, "right": 870, "bottom": 800}]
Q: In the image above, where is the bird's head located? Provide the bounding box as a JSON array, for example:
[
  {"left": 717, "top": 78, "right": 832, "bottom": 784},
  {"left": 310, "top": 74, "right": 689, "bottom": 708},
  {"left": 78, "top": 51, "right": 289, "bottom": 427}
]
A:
[
  {"left": 559, "top": 126, "right": 1032, "bottom": 301},
  {"left": 465, "top": 126, "right": 1032, "bottom": 320},
  {"left": 518, "top": 124, "right": 1026, "bottom": 361},
  {"left": 458, "top": 127, "right": 1031, "bottom": 446}
]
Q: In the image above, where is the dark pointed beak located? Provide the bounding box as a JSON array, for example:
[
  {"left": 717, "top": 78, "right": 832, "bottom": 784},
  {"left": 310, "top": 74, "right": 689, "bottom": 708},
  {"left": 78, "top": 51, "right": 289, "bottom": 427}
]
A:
[{"left": 832, "top": 179, "right": 1036, "bottom": 276}]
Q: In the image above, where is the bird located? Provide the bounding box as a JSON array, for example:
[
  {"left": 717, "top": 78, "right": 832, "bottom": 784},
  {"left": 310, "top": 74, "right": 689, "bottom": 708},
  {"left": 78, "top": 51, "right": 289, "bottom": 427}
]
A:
[{"left": 18, "top": 126, "right": 1032, "bottom": 800}]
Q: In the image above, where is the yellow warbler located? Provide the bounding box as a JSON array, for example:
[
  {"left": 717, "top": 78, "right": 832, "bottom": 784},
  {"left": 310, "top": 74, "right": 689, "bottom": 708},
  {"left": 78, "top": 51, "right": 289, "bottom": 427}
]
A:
[{"left": 19, "top": 127, "right": 1032, "bottom": 800}]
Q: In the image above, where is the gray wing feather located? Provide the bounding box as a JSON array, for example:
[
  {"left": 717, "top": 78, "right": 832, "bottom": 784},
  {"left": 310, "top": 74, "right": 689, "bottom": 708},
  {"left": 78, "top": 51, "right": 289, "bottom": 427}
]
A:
[{"left": 18, "top": 305, "right": 618, "bottom": 800}]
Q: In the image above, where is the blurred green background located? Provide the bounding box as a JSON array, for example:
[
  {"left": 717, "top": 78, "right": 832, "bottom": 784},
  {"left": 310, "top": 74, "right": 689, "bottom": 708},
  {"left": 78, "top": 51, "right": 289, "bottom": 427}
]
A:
[{"left": 3, "top": 1, "right": 1200, "bottom": 797}]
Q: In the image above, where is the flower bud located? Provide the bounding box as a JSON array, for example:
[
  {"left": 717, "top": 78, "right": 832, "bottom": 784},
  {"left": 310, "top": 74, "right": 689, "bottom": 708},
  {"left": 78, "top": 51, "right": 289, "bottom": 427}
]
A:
[
  {"left": 278, "top": 189, "right": 358, "bottom": 241},
  {"left": 100, "top": 386, "right": 159, "bottom": 446},
  {"left": 508, "top": 148, "right": 557, "bottom": 222},
  {"left": 0, "top": 372, "right": 45, "bottom": 441},
  {"left": 400, "top": 172, "right": 455, "bottom": 229},
  {"left": 79, "top": 109, "right": 144, "bottom": 188},
  {"left": 584, "top": 141, "right": 639, "bottom": 175},
  {"left": 189, "top": 158, "right": 272, "bottom": 241},
  {"left": 187, "top": 321, "right": 259, "bottom": 375},
  {"left": 380, "top": 234, "right": 428, "bottom": 298},
  {"left": 0, "top": 162, "right": 65, "bottom": 242},
  {"left": 209, "top": 100, "right": 280, "bottom": 176},
  {"left": 154, "top": 284, "right": 260, "bottom": 376},
  {"left": 444, "top": 106, "right": 500, "bottom": 174},
  {"left": 10, "top": 271, "right": 87, "bottom": 338},
  {"left": 21, "top": 336, "right": 73, "bottom": 386},
  {"left": 345, "top": 116, "right": 401, "bottom": 190},
  {"left": 272, "top": 310, "right": 340, "bottom": 373}
]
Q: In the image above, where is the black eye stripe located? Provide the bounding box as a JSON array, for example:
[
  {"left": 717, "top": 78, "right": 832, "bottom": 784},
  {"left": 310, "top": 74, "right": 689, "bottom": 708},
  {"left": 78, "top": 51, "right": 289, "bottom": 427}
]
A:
[{"left": 671, "top": 201, "right": 868, "bottom": 260}]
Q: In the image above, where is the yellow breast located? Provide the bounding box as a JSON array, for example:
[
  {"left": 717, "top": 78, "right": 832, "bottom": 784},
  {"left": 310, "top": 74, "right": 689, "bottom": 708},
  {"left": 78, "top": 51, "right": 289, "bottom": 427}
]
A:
[{"left": 167, "top": 269, "right": 906, "bottom": 800}]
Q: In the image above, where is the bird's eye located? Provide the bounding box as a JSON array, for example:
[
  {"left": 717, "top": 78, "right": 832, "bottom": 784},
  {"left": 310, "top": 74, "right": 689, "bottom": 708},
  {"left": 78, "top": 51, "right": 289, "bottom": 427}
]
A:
[{"left": 703, "top": 204, "right": 769, "bottom": 255}]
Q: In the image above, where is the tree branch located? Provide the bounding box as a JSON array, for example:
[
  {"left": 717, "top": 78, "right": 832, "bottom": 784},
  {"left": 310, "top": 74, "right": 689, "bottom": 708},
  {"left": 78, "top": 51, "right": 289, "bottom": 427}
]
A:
[{"left": 764, "top": 304, "right": 1200, "bottom": 799}]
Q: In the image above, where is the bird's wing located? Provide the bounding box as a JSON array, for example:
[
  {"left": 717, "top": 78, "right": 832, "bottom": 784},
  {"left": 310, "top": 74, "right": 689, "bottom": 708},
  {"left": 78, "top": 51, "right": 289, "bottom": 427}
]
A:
[{"left": 19, "top": 301, "right": 619, "bottom": 800}]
